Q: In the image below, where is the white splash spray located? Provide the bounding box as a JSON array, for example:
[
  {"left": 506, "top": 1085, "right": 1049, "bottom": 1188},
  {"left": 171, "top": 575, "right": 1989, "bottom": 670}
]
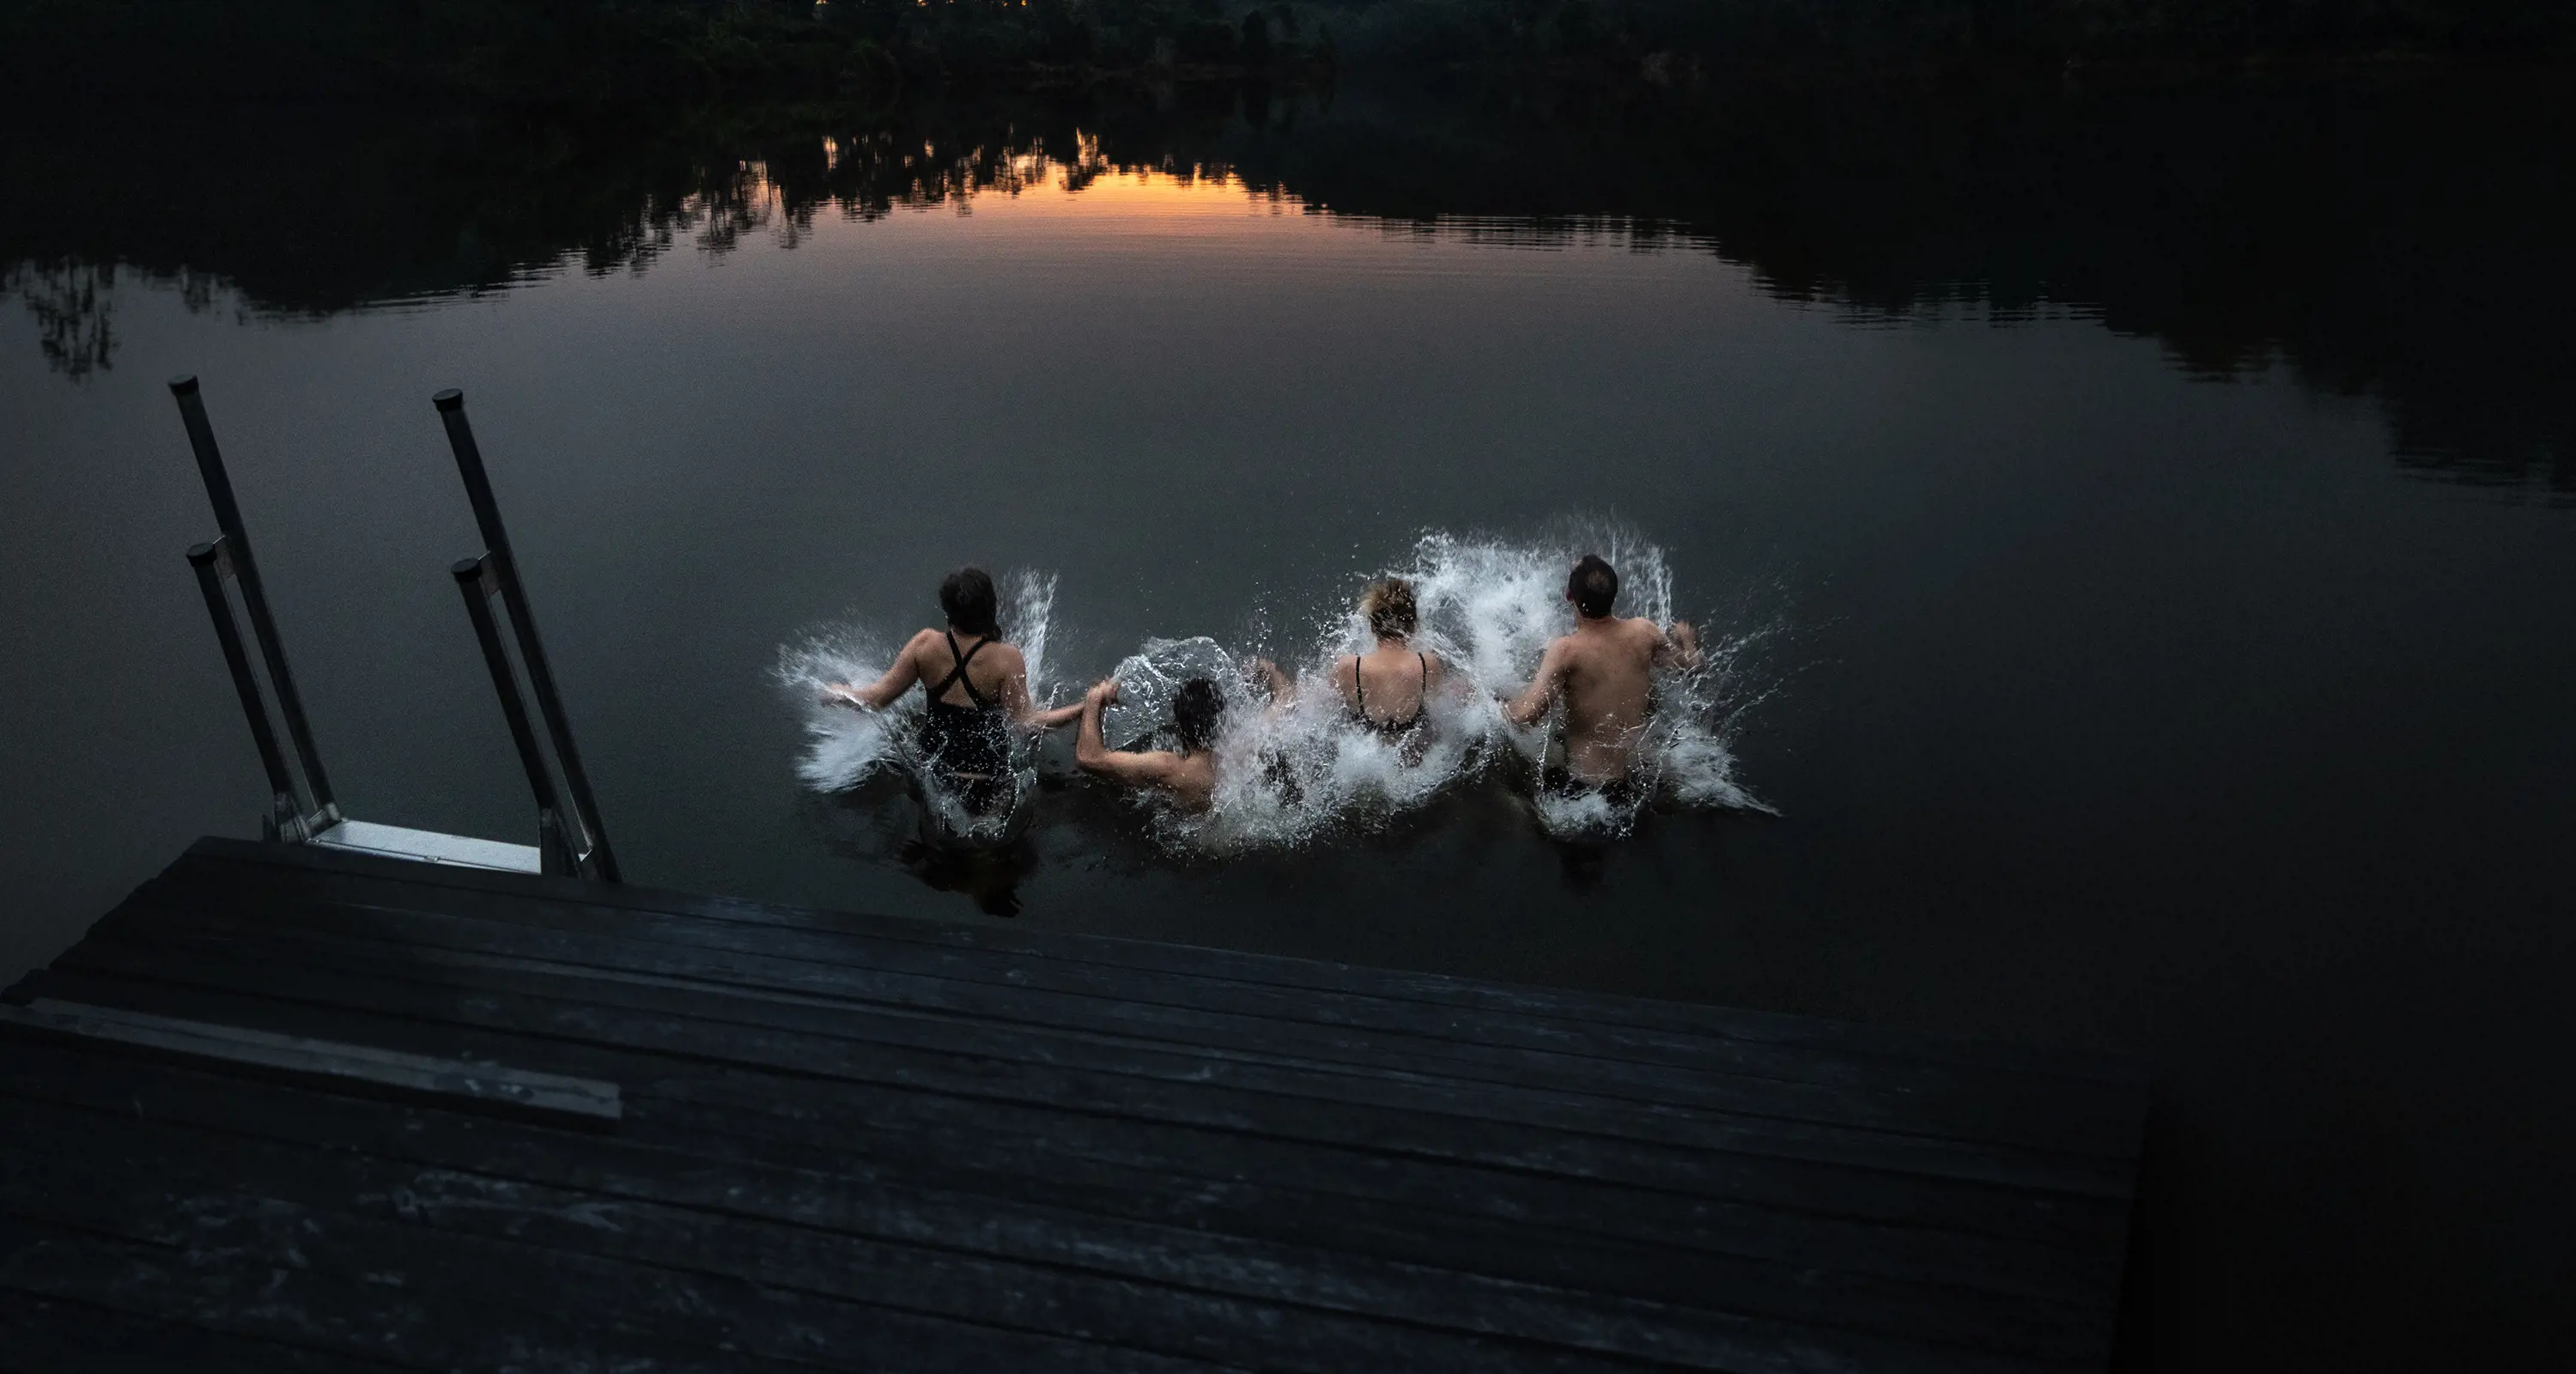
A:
[{"left": 780, "top": 528, "right": 1776, "bottom": 851}]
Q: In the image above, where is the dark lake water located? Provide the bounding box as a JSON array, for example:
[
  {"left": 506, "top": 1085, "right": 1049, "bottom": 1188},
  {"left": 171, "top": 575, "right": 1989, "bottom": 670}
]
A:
[{"left": 5, "top": 69, "right": 2573, "bottom": 1368}]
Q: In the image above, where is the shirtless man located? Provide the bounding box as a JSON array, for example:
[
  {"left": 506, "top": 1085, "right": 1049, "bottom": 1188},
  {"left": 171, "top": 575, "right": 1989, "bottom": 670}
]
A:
[
  {"left": 1505, "top": 555, "right": 1701, "bottom": 799},
  {"left": 1073, "top": 676, "right": 1226, "bottom": 812}
]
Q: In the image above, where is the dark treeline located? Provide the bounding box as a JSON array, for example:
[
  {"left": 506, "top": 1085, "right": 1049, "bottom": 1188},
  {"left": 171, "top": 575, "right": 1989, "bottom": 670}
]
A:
[
  {"left": 1, "top": 1, "right": 889, "bottom": 100},
  {"left": 1207, "top": 74, "right": 2575, "bottom": 492},
  {"left": 3, "top": 0, "right": 2570, "bottom": 102},
  {"left": 6, "top": 70, "right": 2568, "bottom": 493}
]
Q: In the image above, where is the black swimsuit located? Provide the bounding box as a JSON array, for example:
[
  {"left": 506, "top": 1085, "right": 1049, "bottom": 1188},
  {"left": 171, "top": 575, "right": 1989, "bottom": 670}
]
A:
[
  {"left": 917, "top": 631, "right": 1014, "bottom": 812},
  {"left": 1351, "top": 652, "right": 1430, "bottom": 739},
  {"left": 1542, "top": 760, "right": 1643, "bottom": 809}
]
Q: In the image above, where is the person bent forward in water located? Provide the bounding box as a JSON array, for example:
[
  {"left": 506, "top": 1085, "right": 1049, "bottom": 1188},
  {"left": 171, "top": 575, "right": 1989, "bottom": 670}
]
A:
[
  {"left": 821, "top": 567, "right": 1081, "bottom": 813},
  {"left": 1334, "top": 577, "right": 1450, "bottom": 762},
  {"left": 1249, "top": 577, "right": 1452, "bottom": 764},
  {"left": 1074, "top": 676, "right": 1227, "bottom": 812},
  {"left": 1504, "top": 554, "right": 1701, "bottom": 804}
]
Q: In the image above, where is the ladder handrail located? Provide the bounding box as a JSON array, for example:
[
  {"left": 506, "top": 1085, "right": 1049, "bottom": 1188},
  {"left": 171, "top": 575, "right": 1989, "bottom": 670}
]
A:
[
  {"left": 169, "top": 375, "right": 339, "bottom": 838},
  {"left": 433, "top": 390, "right": 622, "bottom": 883}
]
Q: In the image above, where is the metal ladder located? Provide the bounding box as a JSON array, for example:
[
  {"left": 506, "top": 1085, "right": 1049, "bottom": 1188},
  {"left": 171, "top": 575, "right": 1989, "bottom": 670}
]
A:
[{"left": 169, "top": 376, "right": 618, "bottom": 882}]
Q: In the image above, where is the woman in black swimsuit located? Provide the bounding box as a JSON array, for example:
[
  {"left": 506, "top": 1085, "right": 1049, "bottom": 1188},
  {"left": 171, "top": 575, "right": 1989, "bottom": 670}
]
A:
[
  {"left": 821, "top": 568, "right": 1082, "bottom": 815},
  {"left": 1329, "top": 578, "right": 1448, "bottom": 763}
]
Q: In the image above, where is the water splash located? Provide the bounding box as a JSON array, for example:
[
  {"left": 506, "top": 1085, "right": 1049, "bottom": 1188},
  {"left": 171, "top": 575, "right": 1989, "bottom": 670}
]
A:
[
  {"left": 1199, "top": 526, "right": 1771, "bottom": 848},
  {"left": 776, "top": 569, "right": 1067, "bottom": 842},
  {"left": 781, "top": 529, "right": 1776, "bottom": 851}
]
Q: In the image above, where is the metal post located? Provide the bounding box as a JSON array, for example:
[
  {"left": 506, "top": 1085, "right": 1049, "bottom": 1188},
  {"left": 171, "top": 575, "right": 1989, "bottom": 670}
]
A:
[
  {"left": 451, "top": 557, "right": 580, "bottom": 878},
  {"left": 432, "top": 390, "right": 619, "bottom": 881},
  {"left": 167, "top": 374, "right": 338, "bottom": 819},
  {"left": 189, "top": 540, "right": 302, "bottom": 840}
]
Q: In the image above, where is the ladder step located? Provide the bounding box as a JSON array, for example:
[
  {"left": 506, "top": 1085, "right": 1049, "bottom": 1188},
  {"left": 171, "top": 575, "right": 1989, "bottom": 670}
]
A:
[{"left": 313, "top": 820, "right": 541, "bottom": 874}]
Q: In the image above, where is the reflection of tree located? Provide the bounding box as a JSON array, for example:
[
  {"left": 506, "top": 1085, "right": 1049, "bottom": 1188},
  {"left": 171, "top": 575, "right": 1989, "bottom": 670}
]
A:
[
  {"left": 4, "top": 257, "right": 236, "bottom": 378},
  {"left": 7, "top": 260, "right": 116, "bottom": 380},
  {"left": 1178, "top": 74, "right": 2576, "bottom": 496},
  {"left": 5, "top": 76, "right": 2567, "bottom": 494}
]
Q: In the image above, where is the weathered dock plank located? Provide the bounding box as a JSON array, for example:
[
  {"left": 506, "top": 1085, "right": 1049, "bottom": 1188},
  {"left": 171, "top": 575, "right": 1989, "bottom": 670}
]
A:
[
  {"left": 0, "top": 836, "right": 2146, "bottom": 1371},
  {"left": 123, "top": 863, "right": 2147, "bottom": 1157},
  {"left": 0, "top": 997, "right": 620, "bottom": 1127}
]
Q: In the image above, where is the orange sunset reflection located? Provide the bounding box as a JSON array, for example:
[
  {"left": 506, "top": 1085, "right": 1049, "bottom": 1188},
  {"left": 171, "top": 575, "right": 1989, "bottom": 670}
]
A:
[{"left": 656, "top": 130, "right": 1314, "bottom": 253}]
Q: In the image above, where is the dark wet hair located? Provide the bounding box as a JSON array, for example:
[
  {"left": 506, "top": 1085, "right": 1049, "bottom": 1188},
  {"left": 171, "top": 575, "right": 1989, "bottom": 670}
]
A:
[
  {"left": 1568, "top": 555, "right": 1618, "bottom": 618},
  {"left": 1362, "top": 578, "right": 1418, "bottom": 639},
  {"left": 939, "top": 567, "right": 999, "bottom": 637},
  {"left": 1172, "top": 678, "right": 1225, "bottom": 752}
]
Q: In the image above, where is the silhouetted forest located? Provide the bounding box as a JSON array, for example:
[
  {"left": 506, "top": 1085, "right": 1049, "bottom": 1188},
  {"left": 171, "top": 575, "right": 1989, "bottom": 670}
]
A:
[
  {"left": 3, "top": 0, "right": 2569, "bottom": 101},
  {"left": 5, "top": 70, "right": 2567, "bottom": 493},
  {"left": 0, "top": 0, "right": 888, "bottom": 100}
]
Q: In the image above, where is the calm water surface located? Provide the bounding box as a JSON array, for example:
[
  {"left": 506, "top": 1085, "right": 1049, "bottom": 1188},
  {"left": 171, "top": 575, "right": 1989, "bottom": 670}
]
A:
[{"left": 4, "top": 73, "right": 2573, "bottom": 1368}]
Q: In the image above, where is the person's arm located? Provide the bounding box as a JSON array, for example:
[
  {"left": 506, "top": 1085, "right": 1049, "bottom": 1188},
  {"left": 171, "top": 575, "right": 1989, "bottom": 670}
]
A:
[
  {"left": 1247, "top": 656, "right": 1296, "bottom": 704},
  {"left": 1026, "top": 700, "right": 1085, "bottom": 730},
  {"left": 1657, "top": 619, "right": 1704, "bottom": 671},
  {"left": 823, "top": 634, "right": 922, "bottom": 709},
  {"left": 996, "top": 648, "right": 1084, "bottom": 730},
  {"left": 1504, "top": 641, "right": 1564, "bottom": 726},
  {"left": 1074, "top": 679, "right": 1182, "bottom": 789}
]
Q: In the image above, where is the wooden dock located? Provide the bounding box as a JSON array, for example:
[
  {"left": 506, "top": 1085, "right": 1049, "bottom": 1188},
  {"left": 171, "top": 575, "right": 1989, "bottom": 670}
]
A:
[{"left": 0, "top": 837, "right": 2145, "bottom": 1371}]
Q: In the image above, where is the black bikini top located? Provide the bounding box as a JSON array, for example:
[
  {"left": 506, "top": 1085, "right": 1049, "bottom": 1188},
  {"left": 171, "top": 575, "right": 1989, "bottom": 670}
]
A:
[{"left": 1352, "top": 652, "right": 1429, "bottom": 736}]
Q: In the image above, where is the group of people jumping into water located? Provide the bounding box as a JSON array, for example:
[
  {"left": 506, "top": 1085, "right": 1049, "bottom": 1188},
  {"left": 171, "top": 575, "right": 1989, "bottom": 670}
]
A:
[{"left": 821, "top": 555, "right": 1702, "bottom": 818}]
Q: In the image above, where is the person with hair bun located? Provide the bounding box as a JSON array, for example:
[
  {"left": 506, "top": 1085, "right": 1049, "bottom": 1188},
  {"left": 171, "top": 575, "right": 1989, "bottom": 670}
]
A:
[
  {"left": 822, "top": 566, "right": 1081, "bottom": 815},
  {"left": 1331, "top": 577, "right": 1449, "bottom": 760},
  {"left": 1243, "top": 576, "right": 1452, "bottom": 763},
  {"left": 1504, "top": 554, "right": 1702, "bottom": 802}
]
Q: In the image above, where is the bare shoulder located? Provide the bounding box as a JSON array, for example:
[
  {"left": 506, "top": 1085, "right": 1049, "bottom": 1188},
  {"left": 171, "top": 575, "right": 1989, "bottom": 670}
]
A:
[
  {"left": 986, "top": 641, "right": 1028, "bottom": 672},
  {"left": 1131, "top": 748, "right": 1188, "bottom": 784}
]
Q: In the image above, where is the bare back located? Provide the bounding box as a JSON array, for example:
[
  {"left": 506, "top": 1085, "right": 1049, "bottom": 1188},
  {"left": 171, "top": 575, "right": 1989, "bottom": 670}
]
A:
[
  {"left": 1527, "top": 616, "right": 1669, "bottom": 782},
  {"left": 1334, "top": 641, "right": 1443, "bottom": 727},
  {"left": 1072, "top": 679, "right": 1220, "bottom": 812},
  {"left": 1145, "top": 749, "right": 1218, "bottom": 812}
]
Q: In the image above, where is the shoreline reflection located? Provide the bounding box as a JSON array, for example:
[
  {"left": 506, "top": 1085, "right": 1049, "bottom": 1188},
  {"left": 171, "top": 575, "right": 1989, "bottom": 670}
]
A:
[{"left": 5, "top": 72, "right": 2569, "bottom": 495}]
